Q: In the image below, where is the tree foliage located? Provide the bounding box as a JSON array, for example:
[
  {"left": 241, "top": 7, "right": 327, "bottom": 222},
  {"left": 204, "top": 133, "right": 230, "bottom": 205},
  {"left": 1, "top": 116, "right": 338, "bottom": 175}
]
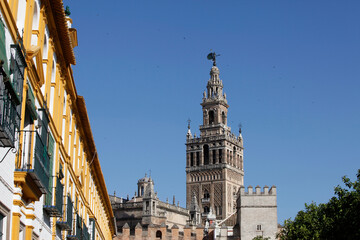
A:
[
  {"left": 278, "top": 169, "right": 360, "bottom": 240},
  {"left": 252, "top": 236, "right": 270, "bottom": 240}
]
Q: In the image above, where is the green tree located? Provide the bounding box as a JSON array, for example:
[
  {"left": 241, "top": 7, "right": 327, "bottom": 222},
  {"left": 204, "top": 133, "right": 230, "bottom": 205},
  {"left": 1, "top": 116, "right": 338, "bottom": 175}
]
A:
[
  {"left": 278, "top": 169, "right": 360, "bottom": 240},
  {"left": 252, "top": 236, "right": 270, "bottom": 240}
]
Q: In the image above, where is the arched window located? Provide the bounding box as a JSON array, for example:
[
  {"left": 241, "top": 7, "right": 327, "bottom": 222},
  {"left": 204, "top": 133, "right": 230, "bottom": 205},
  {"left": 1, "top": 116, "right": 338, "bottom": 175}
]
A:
[
  {"left": 233, "top": 147, "right": 237, "bottom": 166},
  {"left": 209, "top": 110, "right": 214, "bottom": 124},
  {"left": 240, "top": 156, "right": 243, "bottom": 170},
  {"left": 203, "top": 145, "right": 209, "bottom": 165},
  {"left": 190, "top": 152, "right": 194, "bottom": 166},
  {"left": 212, "top": 149, "right": 216, "bottom": 164},
  {"left": 219, "top": 149, "right": 222, "bottom": 163},
  {"left": 156, "top": 230, "right": 162, "bottom": 239},
  {"left": 222, "top": 111, "right": 226, "bottom": 124},
  {"left": 31, "top": 1, "right": 40, "bottom": 46}
]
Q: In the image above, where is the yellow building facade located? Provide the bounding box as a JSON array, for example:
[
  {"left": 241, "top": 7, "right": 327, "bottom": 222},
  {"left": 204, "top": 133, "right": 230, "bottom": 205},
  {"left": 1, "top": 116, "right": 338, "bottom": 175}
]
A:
[{"left": 0, "top": 0, "right": 115, "bottom": 239}]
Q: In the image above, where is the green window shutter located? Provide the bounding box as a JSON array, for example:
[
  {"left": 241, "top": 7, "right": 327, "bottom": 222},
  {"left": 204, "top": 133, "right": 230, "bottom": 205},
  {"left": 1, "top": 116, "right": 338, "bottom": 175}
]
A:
[
  {"left": 40, "top": 110, "right": 49, "bottom": 145},
  {"left": 0, "top": 19, "right": 8, "bottom": 75},
  {"left": 47, "top": 134, "right": 55, "bottom": 195}
]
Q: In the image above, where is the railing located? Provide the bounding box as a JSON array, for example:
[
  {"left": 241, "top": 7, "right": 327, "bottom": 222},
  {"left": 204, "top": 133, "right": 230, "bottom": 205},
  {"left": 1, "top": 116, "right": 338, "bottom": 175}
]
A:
[
  {"left": 15, "top": 130, "right": 50, "bottom": 194},
  {"left": 0, "top": 43, "right": 26, "bottom": 148},
  {"left": 83, "top": 222, "right": 90, "bottom": 240},
  {"left": 67, "top": 213, "right": 82, "bottom": 240},
  {"left": 55, "top": 178, "right": 64, "bottom": 213},
  {"left": 33, "top": 131, "right": 50, "bottom": 190},
  {"left": 57, "top": 195, "right": 73, "bottom": 230},
  {"left": 67, "top": 213, "right": 89, "bottom": 240},
  {"left": 89, "top": 218, "right": 95, "bottom": 240},
  {"left": 9, "top": 44, "right": 26, "bottom": 102},
  {"left": 201, "top": 198, "right": 210, "bottom": 203},
  {"left": 44, "top": 176, "right": 63, "bottom": 217},
  {"left": 0, "top": 94, "right": 20, "bottom": 147}
]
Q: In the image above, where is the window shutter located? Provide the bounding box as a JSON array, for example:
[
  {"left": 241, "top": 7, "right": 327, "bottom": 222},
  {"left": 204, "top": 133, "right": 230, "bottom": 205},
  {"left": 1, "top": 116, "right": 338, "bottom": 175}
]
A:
[
  {"left": 47, "top": 134, "right": 55, "bottom": 195},
  {"left": 0, "top": 19, "right": 8, "bottom": 74}
]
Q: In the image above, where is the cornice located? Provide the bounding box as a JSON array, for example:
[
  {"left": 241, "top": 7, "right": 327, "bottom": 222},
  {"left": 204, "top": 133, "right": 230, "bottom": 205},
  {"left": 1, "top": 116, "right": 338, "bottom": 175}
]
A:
[{"left": 46, "top": 0, "right": 75, "bottom": 65}]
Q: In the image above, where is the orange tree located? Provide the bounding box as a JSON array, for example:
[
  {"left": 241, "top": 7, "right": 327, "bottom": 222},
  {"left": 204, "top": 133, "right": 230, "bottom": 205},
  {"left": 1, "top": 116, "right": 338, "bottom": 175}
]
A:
[{"left": 278, "top": 169, "right": 360, "bottom": 240}]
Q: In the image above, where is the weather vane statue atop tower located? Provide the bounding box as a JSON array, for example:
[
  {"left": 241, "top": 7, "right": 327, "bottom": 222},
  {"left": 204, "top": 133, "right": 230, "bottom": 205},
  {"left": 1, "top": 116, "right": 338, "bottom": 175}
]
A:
[{"left": 207, "top": 51, "right": 220, "bottom": 66}]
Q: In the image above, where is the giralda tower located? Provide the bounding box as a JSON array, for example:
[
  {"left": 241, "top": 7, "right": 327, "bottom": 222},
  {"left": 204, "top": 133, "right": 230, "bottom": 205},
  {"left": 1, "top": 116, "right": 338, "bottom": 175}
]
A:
[{"left": 186, "top": 56, "right": 244, "bottom": 223}]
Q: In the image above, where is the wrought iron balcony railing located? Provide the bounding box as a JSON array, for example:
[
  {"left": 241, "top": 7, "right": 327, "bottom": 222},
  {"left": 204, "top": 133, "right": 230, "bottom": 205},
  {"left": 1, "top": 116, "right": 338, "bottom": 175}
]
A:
[
  {"left": 0, "top": 93, "right": 20, "bottom": 147},
  {"left": 15, "top": 130, "right": 50, "bottom": 197},
  {"left": 66, "top": 213, "right": 91, "bottom": 240},
  {"left": 57, "top": 195, "right": 73, "bottom": 230},
  {"left": 0, "top": 42, "right": 26, "bottom": 148},
  {"left": 67, "top": 213, "right": 82, "bottom": 240},
  {"left": 89, "top": 218, "right": 95, "bottom": 240},
  {"left": 83, "top": 222, "right": 90, "bottom": 240},
  {"left": 44, "top": 176, "right": 63, "bottom": 217}
]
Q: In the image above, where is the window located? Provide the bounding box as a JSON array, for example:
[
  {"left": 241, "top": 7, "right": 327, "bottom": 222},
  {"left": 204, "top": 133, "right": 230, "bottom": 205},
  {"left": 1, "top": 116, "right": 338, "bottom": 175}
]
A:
[
  {"left": 204, "top": 206, "right": 209, "bottom": 213},
  {"left": 257, "top": 225, "right": 262, "bottom": 231},
  {"left": 190, "top": 152, "right": 194, "bottom": 166},
  {"left": 0, "top": 43, "right": 26, "bottom": 147},
  {"left": 233, "top": 147, "right": 236, "bottom": 166},
  {"left": 156, "top": 230, "right": 162, "bottom": 239},
  {"left": 196, "top": 152, "right": 200, "bottom": 166},
  {"left": 219, "top": 149, "right": 222, "bottom": 163},
  {"left": 203, "top": 191, "right": 210, "bottom": 199},
  {"left": 213, "top": 150, "right": 216, "bottom": 164},
  {"left": 0, "top": 212, "right": 4, "bottom": 240},
  {"left": 19, "top": 223, "right": 25, "bottom": 240},
  {"left": 209, "top": 110, "right": 214, "bottom": 124},
  {"left": 203, "top": 145, "right": 209, "bottom": 165}
]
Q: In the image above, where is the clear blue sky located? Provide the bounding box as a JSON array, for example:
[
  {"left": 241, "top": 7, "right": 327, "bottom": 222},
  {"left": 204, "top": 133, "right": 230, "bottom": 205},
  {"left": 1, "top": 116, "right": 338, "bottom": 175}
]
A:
[{"left": 66, "top": 0, "right": 360, "bottom": 223}]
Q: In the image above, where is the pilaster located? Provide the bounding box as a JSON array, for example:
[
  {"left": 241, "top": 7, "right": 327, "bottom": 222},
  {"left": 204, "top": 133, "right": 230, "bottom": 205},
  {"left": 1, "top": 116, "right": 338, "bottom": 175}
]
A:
[
  {"left": 11, "top": 187, "right": 23, "bottom": 240},
  {"left": 24, "top": 202, "right": 35, "bottom": 240}
]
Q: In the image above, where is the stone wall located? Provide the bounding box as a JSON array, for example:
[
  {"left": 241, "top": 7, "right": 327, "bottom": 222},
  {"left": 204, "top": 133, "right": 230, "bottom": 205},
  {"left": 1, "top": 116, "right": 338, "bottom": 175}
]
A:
[
  {"left": 113, "top": 223, "right": 205, "bottom": 240},
  {"left": 237, "top": 186, "right": 277, "bottom": 240}
]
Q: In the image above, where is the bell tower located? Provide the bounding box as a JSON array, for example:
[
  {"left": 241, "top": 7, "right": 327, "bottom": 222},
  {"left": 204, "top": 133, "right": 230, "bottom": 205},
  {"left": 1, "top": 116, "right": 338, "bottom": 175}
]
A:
[{"left": 186, "top": 56, "right": 244, "bottom": 225}]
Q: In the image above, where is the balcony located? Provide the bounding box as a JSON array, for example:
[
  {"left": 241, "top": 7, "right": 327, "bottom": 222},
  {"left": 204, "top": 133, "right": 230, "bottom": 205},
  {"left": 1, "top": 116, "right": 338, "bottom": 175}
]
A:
[
  {"left": 0, "top": 43, "right": 26, "bottom": 147},
  {"left": 201, "top": 198, "right": 210, "bottom": 204},
  {"left": 14, "top": 130, "right": 50, "bottom": 202},
  {"left": 89, "top": 218, "right": 95, "bottom": 240},
  {"left": 0, "top": 94, "right": 20, "bottom": 147},
  {"left": 57, "top": 196, "right": 73, "bottom": 231},
  {"left": 67, "top": 213, "right": 82, "bottom": 240},
  {"left": 67, "top": 213, "right": 90, "bottom": 240},
  {"left": 43, "top": 176, "right": 63, "bottom": 217},
  {"left": 82, "top": 222, "right": 90, "bottom": 240}
]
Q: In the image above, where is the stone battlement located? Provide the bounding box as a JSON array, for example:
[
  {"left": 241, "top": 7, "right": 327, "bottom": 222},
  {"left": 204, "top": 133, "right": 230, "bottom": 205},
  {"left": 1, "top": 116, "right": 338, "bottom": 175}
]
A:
[{"left": 240, "top": 185, "right": 276, "bottom": 195}]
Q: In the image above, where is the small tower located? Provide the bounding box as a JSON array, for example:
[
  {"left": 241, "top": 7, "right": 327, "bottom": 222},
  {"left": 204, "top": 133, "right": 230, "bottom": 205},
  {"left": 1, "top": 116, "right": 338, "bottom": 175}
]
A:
[
  {"left": 189, "top": 194, "right": 201, "bottom": 226},
  {"left": 186, "top": 55, "right": 244, "bottom": 225},
  {"left": 142, "top": 178, "right": 156, "bottom": 218},
  {"left": 137, "top": 174, "right": 150, "bottom": 197}
]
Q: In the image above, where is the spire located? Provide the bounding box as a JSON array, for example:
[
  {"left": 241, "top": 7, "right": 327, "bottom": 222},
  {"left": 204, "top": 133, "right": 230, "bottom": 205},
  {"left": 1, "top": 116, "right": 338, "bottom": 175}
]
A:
[
  {"left": 187, "top": 119, "right": 192, "bottom": 139},
  {"left": 189, "top": 194, "right": 200, "bottom": 212},
  {"left": 202, "top": 59, "right": 227, "bottom": 106},
  {"left": 238, "top": 124, "right": 243, "bottom": 144}
]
